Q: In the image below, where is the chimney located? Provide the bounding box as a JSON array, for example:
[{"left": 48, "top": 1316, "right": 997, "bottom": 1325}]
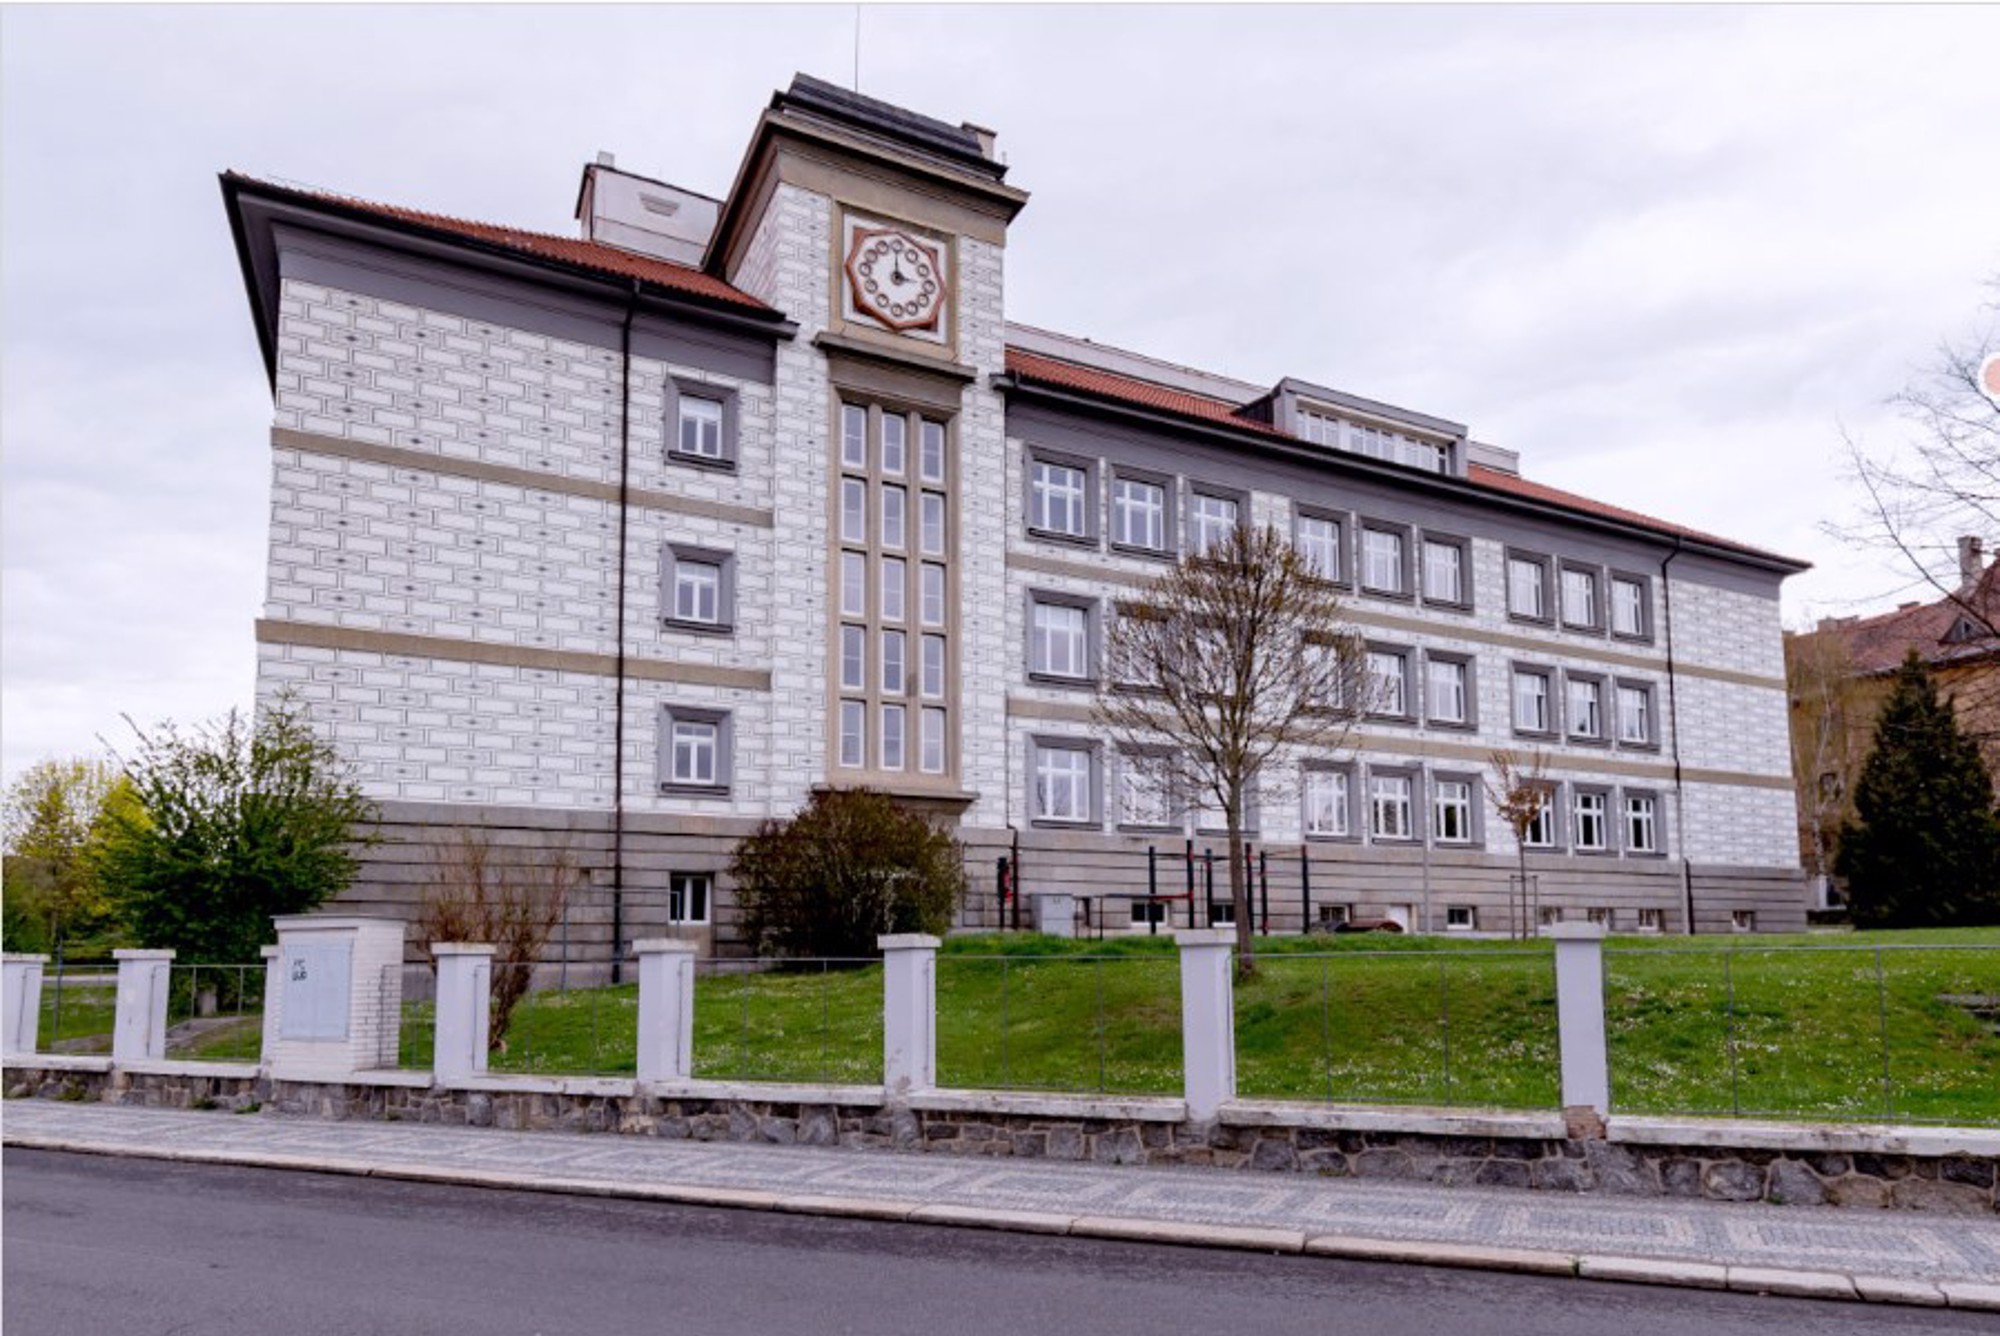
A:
[
  {"left": 1958, "top": 535, "right": 1986, "bottom": 594},
  {"left": 961, "top": 121, "right": 998, "bottom": 159}
]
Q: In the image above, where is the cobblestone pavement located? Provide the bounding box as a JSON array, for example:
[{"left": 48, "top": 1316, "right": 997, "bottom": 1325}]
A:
[{"left": 7, "top": 1099, "right": 1999, "bottom": 1299}]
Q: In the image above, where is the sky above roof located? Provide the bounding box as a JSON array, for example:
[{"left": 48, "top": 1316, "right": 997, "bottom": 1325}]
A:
[{"left": 4, "top": 5, "right": 1998, "bottom": 783}]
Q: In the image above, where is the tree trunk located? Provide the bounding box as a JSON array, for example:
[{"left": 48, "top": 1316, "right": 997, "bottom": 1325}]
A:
[
  {"left": 1516, "top": 846, "right": 1529, "bottom": 941},
  {"left": 1227, "top": 800, "right": 1254, "bottom": 977}
]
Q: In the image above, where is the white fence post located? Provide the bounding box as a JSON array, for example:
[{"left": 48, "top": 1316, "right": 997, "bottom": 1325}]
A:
[
  {"left": 432, "top": 944, "right": 494, "bottom": 1082},
  {"left": 258, "top": 945, "right": 282, "bottom": 1066},
  {"left": 634, "top": 940, "right": 699, "bottom": 1084},
  {"left": 112, "top": 948, "right": 175, "bottom": 1063},
  {"left": 1550, "top": 922, "right": 1610, "bottom": 1121},
  {"left": 3, "top": 954, "right": 49, "bottom": 1058},
  {"left": 1176, "top": 928, "right": 1237, "bottom": 1121},
  {"left": 880, "top": 934, "right": 939, "bottom": 1095}
]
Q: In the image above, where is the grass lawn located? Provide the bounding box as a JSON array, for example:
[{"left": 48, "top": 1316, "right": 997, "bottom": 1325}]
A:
[{"left": 36, "top": 977, "right": 117, "bottom": 1053}]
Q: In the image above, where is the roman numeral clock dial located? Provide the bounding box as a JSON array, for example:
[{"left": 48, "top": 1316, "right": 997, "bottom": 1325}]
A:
[{"left": 844, "top": 226, "right": 947, "bottom": 334}]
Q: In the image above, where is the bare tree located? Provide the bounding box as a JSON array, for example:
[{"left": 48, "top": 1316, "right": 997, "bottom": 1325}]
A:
[
  {"left": 1485, "top": 750, "right": 1551, "bottom": 941},
  {"left": 1095, "top": 524, "right": 1364, "bottom": 974},
  {"left": 417, "top": 829, "right": 579, "bottom": 1053},
  {"left": 1783, "top": 628, "right": 1870, "bottom": 882}
]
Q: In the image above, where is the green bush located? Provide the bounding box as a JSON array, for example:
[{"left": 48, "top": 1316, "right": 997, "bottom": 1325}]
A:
[{"left": 729, "top": 788, "right": 964, "bottom": 958}]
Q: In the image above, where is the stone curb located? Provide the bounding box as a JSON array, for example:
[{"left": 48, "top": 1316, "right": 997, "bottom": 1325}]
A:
[{"left": 4, "top": 1130, "right": 1983, "bottom": 1311}]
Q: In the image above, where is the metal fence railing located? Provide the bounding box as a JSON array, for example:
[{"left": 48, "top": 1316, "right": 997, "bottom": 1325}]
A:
[
  {"left": 1235, "top": 949, "right": 1561, "bottom": 1109},
  {"left": 935, "top": 953, "right": 1183, "bottom": 1096},
  {"left": 163, "top": 964, "right": 266, "bottom": 1062},
  {"left": 1604, "top": 943, "right": 2000, "bottom": 1126},
  {"left": 385, "top": 962, "right": 436, "bottom": 1070},
  {"left": 694, "top": 959, "right": 883, "bottom": 1085},
  {"left": 37, "top": 956, "right": 118, "bottom": 1055}
]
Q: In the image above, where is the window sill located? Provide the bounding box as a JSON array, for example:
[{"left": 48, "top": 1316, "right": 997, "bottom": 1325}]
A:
[
  {"left": 1426, "top": 718, "right": 1475, "bottom": 732},
  {"left": 1359, "top": 587, "right": 1415, "bottom": 603},
  {"left": 1560, "top": 621, "right": 1606, "bottom": 637},
  {"left": 1030, "top": 817, "right": 1101, "bottom": 830},
  {"left": 1364, "top": 712, "right": 1418, "bottom": 726},
  {"left": 1512, "top": 728, "right": 1559, "bottom": 741},
  {"left": 1026, "top": 527, "right": 1099, "bottom": 550},
  {"left": 1420, "top": 599, "right": 1474, "bottom": 615},
  {"left": 1507, "top": 613, "right": 1554, "bottom": 628},
  {"left": 1610, "top": 631, "right": 1655, "bottom": 647},
  {"left": 1027, "top": 672, "right": 1099, "bottom": 690},
  {"left": 1566, "top": 734, "right": 1610, "bottom": 748},
  {"left": 1116, "top": 822, "right": 1181, "bottom": 835},
  {"left": 662, "top": 618, "right": 735, "bottom": 636},
  {"left": 1303, "top": 832, "right": 1361, "bottom": 844},
  {"left": 1108, "top": 541, "right": 1176, "bottom": 563},
  {"left": 659, "top": 783, "right": 731, "bottom": 799},
  {"left": 1623, "top": 849, "right": 1668, "bottom": 860},
  {"left": 1434, "top": 839, "right": 1483, "bottom": 852},
  {"left": 665, "top": 920, "right": 712, "bottom": 928},
  {"left": 1614, "top": 740, "right": 1661, "bottom": 753},
  {"left": 667, "top": 450, "right": 737, "bottom": 473}
]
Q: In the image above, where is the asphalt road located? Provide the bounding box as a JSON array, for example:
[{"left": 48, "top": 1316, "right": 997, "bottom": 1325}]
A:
[{"left": 4, "top": 1148, "right": 1990, "bottom": 1336}]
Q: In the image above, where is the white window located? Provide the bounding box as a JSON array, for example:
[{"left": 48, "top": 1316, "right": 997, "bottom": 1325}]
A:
[
  {"left": 1575, "top": 791, "right": 1608, "bottom": 851},
  {"left": 881, "top": 485, "right": 906, "bottom": 550},
  {"left": 1369, "top": 774, "right": 1413, "bottom": 840},
  {"left": 1032, "top": 600, "right": 1089, "bottom": 679},
  {"left": 1296, "top": 514, "right": 1342, "bottom": 580},
  {"left": 1567, "top": 678, "right": 1603, "bottom": 739},
  {"left": 1030, "top": 460, "right": 1088, "bottom": 537},
  {"left": 1637, "top": 907, "right": 1663, "bottom": 933},
  {"left": 921, "top": 563, "right": 946, "bottom": 627},
  {"left": 1305, "top": 770, "right": 1350, "bottom": 837},
  {"left": 1513, "top": 670, "right": 1551, "bottom": 733},
  {"left": 1112, "top": 478, "right": 1167, "bottom": 550},
  {"left": 1587, "top": 906, "right": 1613, "bottom": 927},
  {"left": 1131, "top": 900, "right": 1169, "bottom": 927},
  {"left": 841, "top": 404, "right": 868, "bottom": 469},
  {"left": 1035, "top": 746, "right": 1093, "bottom": 822},
  {"left": 1561, "top": 567, "right": 1598, "bottom": 628},
  {"left": 920, "top": 492, "right": 946, "bottom": 555},
  {"left": 1732, "top": 910, "right": 1757, "bottom": 933},
  {"left": 671, "top": 720, "right": 718, "bottom": 786},
  {"left": 840, "top": 478, "right": 867, "bottom": 544},
  {"left": 1616, "top": 684, "right": 1652, "bottom": 744},
  {"left": 1422, "top": 539, "right": 1463, "bottom": 604},
  {"left": 673, "top": 560, "right": 721, "bottom": 624},
  {"left": 1119, "top": 754, "right": 1175, "bottom": 828},
  {"left": 1427, "top": 658, "right": 1468, "bottom": 725},
  {"left": 880, "top": 704, "right": 906, "bottom": 770},
  {"left": 839, "top": 552, "right": 866, "bottom": 618},
  {"left": 1539, "top": 906, "right": 1562, "bottom": 926},
  {"left": 919, "top": 420, "right": 946, "bottom": 483},
  {"left": 1367, "top": 650, "right": 1406, "bottom": 716},
  {"left": 1508, "top": 557, "right": 1546, "bottom": 619},
  {"left": 838, "top": 701, "right": 865, "bottom": 768},
  {"left": 668, "top": 873, "right": 710, "bottom": 925},
  {"left": 920, "top": 707, "right": 947, "bottom": 774},
  {"left": 1433, "top": 779, "right": 1473, "bottom": 844},
  {"left": 881, "top": 414, "right": 906, "bottom": 476},
  {"left": 840, "top": 625, "right": 866, "bottom": 691},
  {"left": 1522, "top": 789, "right": 1556, "bottom": 848},
  {"left": 1445, "top": 905, "right": 1475, "bottom": 931},
  {"left": 1361, "top": 528, "right": 1404, "bottom": 593},
  {"left": 881, "top": 629, "right": 906, "bottom": 695},
  {"left": 921, "top": 634, "right": 946, "bottom": 699},
  {"left": 678, "top": 395, "right": 724, "bottom": 459},
  {"left": 881, "top": 557, "right": 905, "bottom": 622},
  {"left": 1625, "top": 794, "right": 1658, "bottom": 852},
  {"left": 1189, "top": 493, "right": 1238, "bottom": 556},
  {"left": 1611, "top": 577, "right": 1647, "bottom": 637}
]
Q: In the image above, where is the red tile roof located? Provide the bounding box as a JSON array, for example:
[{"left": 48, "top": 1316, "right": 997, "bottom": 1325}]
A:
[
  {"left": 1004, "top": 345, "right": 1802, "bottom": 566},
  {"left": 225, "top": 172, "right": 777, "bottom": 316},
  {"left": 1818, "top": 564, "right": 2000, "bottom": 676}
]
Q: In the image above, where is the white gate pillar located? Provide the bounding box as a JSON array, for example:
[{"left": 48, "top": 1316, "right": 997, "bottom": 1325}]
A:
[
  {"left": 634, "top": 940, "right": 698, "bottom": 1084},
  {"left": 3, "top": 954, "right": 49, "bottom": 1058},
  {"left": 880, "top": 934, "right": 939, "bottom": 1095},
  {"left": 432, "top": 944, "right": 494, "bottom": 1082},
  {"left": 1175, "top": 929, "right": 1237, "bottom": 1121},
  {"left": 113, "top": 949, "right": 175, "bottom": 1063},
  {"left": 1551, "top": 922, "right": 1611, "bottom": 1120}
]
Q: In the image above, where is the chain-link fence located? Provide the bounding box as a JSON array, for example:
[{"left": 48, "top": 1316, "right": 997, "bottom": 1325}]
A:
[
  {"left": 935, "top": 952, "right": 1183, "bottom": 1095},
  {"left": 693, "top": 959, "right": 883, "bottom": 1084}
]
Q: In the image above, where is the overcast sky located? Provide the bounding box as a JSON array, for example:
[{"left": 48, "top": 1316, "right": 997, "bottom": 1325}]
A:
[{"left": 4, "top": 4, "right": 1998, "bottom": 783}]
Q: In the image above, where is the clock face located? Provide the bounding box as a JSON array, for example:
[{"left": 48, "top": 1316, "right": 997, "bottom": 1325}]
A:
[{"left": 844, "top": 226, "right": 947, "bottom": 333}]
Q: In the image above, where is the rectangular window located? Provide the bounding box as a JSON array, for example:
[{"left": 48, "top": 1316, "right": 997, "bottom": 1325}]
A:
[
  {"left": 1612, "top": 576, "right": 1648, "bottom": 638},
  {"left": 1513, "top": 669, "right": 1551, "bottom": 733},
  {"left": 1031, "top": 600, "right": 1090, "bottom": 679},
  {"left": 1732, "top": 910, "right": 1757, "bottom": 933},
  {"left": 1637, "top": 907, "right": 1663, "bottom": 933},
  {"left": 881, "top": 557, "right": 905, "bottom": 622},
  {"left": 920, "top": 563, "right": 946, "bottom": 627},
  {"left": 1616, "top": 683, "right": 1653, "bottom": 744},
  {"left": 881, "top": 484, "right": 906, "bottom": 550},
  {"left": 881, "top": 629, "right": 906, "bottom": 696},
  {"left": 919, "top": 420, "right": 946, "bottom": 483},
  {"left": 1296, "top": 514, "right": 1343, "bottom": 581},
  {"left": 840, "top": 551, "right": 866, "bottom": 618},
  {"left": 841, "top": 404, "right": 868, "bottom": 470},
  {"left": 1131, "top": 900, "right": 1169, "bottom": 927},
  {"left": 1367, "top": 650, "right": 1407, "bottom": 717},
  {"left": 920, "top": 492, "right": 946, "bottom": 556},
  {"left": 840, "top": 625, "right": 866, "bottom": 691},
  {"left": 1369, "top": 774, "right": 1413, "bottom": 840},
  {"left": 1625, "top": 794, "right": 1658, "bottom": 853},
  {"left": 1561, "top": 566, "right": 1599, "bottom": 629},
  {"left": 673, "top": 560, "right": 721, "bottom": 625},
  {"left": 1567, "top": 677, "right": 1603, "bottom": 740},
  {"left": 881, "top": 414, "right": 906, "bottom": 476},
  {"left": 1112, "top": 477, "right": 1167, "bottom": 551},
  {"left": 1422, "top": 538, "right": 1464, "bottom": 604},
  {"left": 1446, "top": 905, "right": 1475, "bottom": 931},
  {"left": 1523, "top": 789, "right": 1556, "bottom": 847},
  {"left": 1427, "top": 658, "right": 1468, "bottom": 725},
  {"left": 1035, "top": 745, "right": 1093, "bottom": 822},
  {"left": 678, "top": 395, "right": 724, "bottom": 459},
  {"left": 1189, "top": 493, "right": 1238, "bottom": 556},
  {"left": 920, "top": 707, "right": 947, "bottom": 774},
  {"left": 838, "top": 701, "right": 865, "bottom": 768},
  {"left": 1361, "top": 527, "right": 1405, "bottom": 594},
  {"left": 1575, "top": 791, "right": 1608, "bottom": 851},
  {"left": 840, "top": 478, "right": 867, "bottom": 544},
  {"left": 921, "top": 634, "right": 946, "bottom": 698},
  {"left": 668, "top": 873, "right": 711, "bottom": 925},
  {"left": 880, "top": 704, "right": 906, "bottom": 770},
  {"left": 1508, "top": 556, "right": 1548, "bottom": 620},
  {"left": 1030, "top": 460, "right": 1089, "bottom": 537},
  {"left": 1539, "top": 906, "right": 1563, "bottom": 927},
  {"left": 670, "top": 720, "right": 718, "bottom": 786},
  {"left": 1587, "top": 906, "right": 1613, "bottom": 928},
  {"left": 1119, "top": 753, "right": 1175, "bottom": 828},
  {"left": 1434, "top": 779, "right": 1473, "bottom": 844}
]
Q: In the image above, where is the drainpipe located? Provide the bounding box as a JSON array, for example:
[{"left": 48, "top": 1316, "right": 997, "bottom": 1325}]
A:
[
  {"left": 610, "top": 279, "right": 640, "bottom": 981},
  {"left": 1659, "top": 535, "right": 1694, "bottom": 935}
]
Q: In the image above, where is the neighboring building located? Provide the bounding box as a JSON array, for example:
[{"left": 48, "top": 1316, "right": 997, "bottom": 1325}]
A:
[
  {"left": 224, "top": 74, "right": 1810, "bottom": 965},
  {"left": 1785, "top": 537, "right": 1999, "bottom": 892}
]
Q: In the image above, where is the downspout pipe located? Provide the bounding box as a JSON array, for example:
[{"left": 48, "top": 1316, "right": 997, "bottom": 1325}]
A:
[
  {"left": 610, "top": 280, "right": 639, "bottom": 981},
  {"left": 1659, "top": 535, "right": 1694, "bottom": 934}
]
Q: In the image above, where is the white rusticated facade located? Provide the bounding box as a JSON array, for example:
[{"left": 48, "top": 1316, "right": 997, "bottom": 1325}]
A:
[{"left": 227, "top": 74, "right": 1808, "bottom": 966}]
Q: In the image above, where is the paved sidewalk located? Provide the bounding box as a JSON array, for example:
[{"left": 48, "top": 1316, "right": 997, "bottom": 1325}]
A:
[{"left": 5, "top": 1100, "right": 1998, "bottom": 1312}]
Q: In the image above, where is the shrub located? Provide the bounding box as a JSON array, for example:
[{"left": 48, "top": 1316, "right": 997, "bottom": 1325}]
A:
[
  {"left": 730, "top": 789, "right": 964, "bottom": 958},
  {"left": 415, "top": 828, "right": 578, "bottom": 1052}
]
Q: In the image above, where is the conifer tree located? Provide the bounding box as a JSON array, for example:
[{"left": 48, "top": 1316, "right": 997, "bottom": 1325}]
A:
[{"left": 1833, "top": 652, "right": 2000, "bottom": 927}]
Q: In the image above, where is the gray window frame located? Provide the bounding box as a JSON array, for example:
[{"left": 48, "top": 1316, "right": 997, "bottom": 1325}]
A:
[
  {"left": 1559, "top": 560, "right": 1606, "bottom": 634},
  {"left": 1520, "top": 779, "right": 1565, "bottom": 852},
  {"left": 1114, "top": 745, "right": 1180, "bottom": 833},
  {"left": 657, "top": 704, "right": 733, "bottom": 796},
  {"left": 1613, "top": 677, "right": 1660, "bottom": 751},
  {"left": 665, "top": 376, "right": 740, "bottom": 471},
  {"left": 1609, "top": 571, "right": 1656, "bottom": 644},
  {"left": 1025, "top": 589, "right": 1100, "bottom": 687},
  {"left": 1024, "top": 448, "right": 1099, "bottom": 547},
  {"left": 1028, "top": 734, "right": 1102, "bottom": 828},
  {"left": 1422, "top": 651, "right": 1477, "bottom": 731},
  {"left": 1571, "top": 783, "right": 1616, "bottom": 856},
  {"left": 1301, "top": 760, "right": 1360, "bottom": 843},
  {"left": 1418, "top": 530, "right": 1473, "bottom": 611},
  {"left": 1294, "top": 505, "right": 1351, "bottom": 588},
  {"left": 1107, "top": 466, "right": 1176, "bottom": 558},
  {"left": 1506, "top": 549, "right": 1553, "bottom": 625},
  {"left": 1357, "top": 519, "right": 1415, "bottom": 601},
  {"left": 1363, "top": 642, "right": 1417, "bottom": 723},
  {"left": 1364, "top": 762, "right": 1423, "bottom": 845},
  {"left": 1562, "top": 669, "right": 1609, "bottom": 746},
  {"left": 1509, "top": 662, "right": 1559, "bottom": 739},
  {"left": 1430, "top": 769, "right": 1484, "bottom": 848},
  {"left": 1184, "top": 481, "right": 1248, "bottom": 558},
  {"left": 1621, "top": 787, "right": 1665, "bottom": 857},
  {"left": 660, "top": 544, "right": 736, "bottom": 634}
]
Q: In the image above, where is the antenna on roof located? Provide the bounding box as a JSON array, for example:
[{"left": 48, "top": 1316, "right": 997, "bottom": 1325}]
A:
[{"left": 853, "top": 5, "right": 862, "bottom": 91}]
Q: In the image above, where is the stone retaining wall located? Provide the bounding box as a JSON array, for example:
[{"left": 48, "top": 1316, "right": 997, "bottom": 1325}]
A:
[{"left": 5, "top": 1063, "right": 1993, "bottom": 1215}]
